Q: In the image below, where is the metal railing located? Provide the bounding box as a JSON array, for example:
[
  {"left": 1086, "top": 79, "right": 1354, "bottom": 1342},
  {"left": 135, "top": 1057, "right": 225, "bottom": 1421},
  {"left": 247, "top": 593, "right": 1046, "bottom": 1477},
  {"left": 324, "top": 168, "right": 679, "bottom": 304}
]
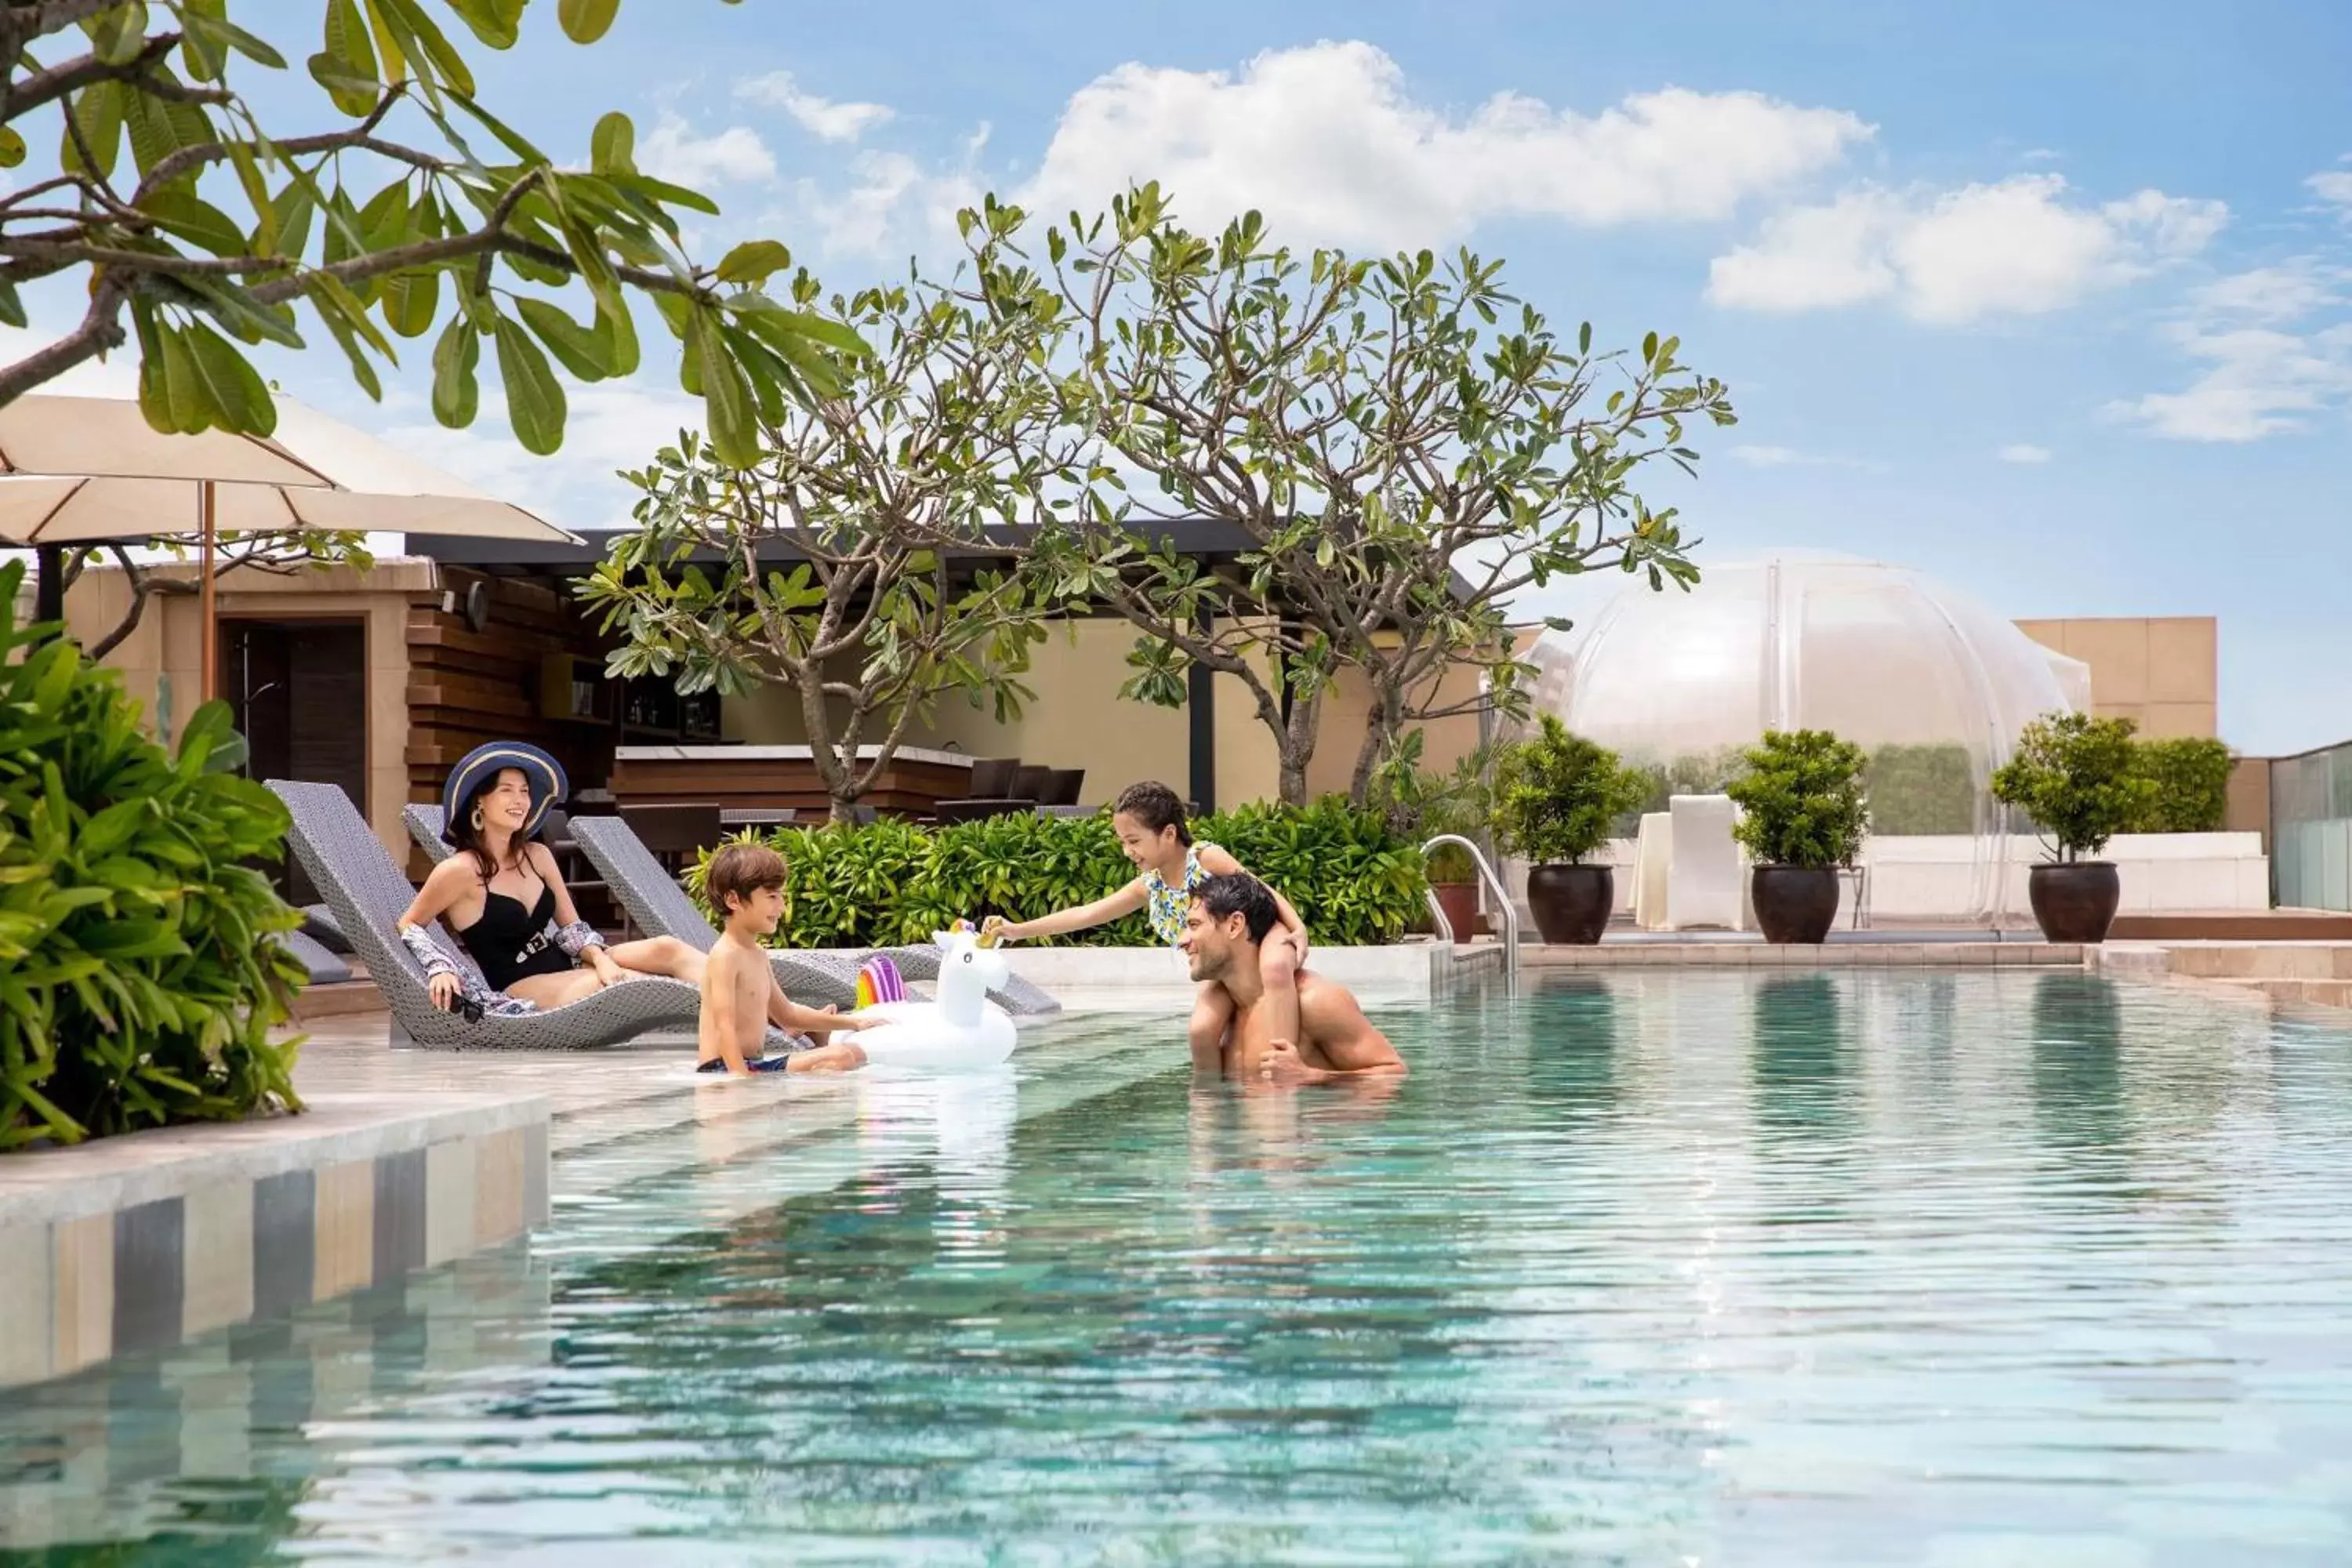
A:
[{"left": 1422, "top": 833, "right": 1519, "bottom": 985}]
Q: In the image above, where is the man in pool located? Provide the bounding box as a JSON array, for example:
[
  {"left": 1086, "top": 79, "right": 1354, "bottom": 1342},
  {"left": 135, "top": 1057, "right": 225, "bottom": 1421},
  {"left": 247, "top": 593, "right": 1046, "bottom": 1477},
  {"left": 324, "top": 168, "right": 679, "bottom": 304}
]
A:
[{"left": 1179, "top": 873, "right": 1408, "bottom": 1084}]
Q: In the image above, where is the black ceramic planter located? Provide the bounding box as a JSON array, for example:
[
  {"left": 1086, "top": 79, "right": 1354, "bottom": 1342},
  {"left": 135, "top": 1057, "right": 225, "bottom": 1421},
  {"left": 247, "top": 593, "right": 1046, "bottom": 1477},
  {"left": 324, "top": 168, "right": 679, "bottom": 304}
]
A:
[
  {"left": 1751, "top": 865, "right": 1840, "bottom": 945},
  {"left": 2027, "top": 862, "right": 2121, "bottom": 943},
  {"left": 1526, "top": 863, "right": 1613, "bottom": 945}
]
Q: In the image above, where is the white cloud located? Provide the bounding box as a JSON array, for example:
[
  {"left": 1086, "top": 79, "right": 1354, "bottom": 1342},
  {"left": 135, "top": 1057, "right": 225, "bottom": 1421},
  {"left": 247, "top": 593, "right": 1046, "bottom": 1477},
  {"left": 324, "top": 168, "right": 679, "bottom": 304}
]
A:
[
  {"left": 2189, "top": 260, "right": 2339, "bottom": 321},
  {"left": 1708, "top": 174, "right": 2227, "bottom": 323},
  {"left": 638, "top": 112, "right": 776, "bottom": 187},
  {"left": 2113, "top": 322, "right": 2352, "bottom": 442},
  {"left": 380, "top": 379, "right": 704, "bottom": 532},
  {"left": 2115, "top": 247, "right": 2352, "bottom": 444},
  {"left": 1997, "top": 443, "right": 2053, "bottom": 463},
  {"left": 1012, "top": 42, "right": 1868, "bottom": 248},
  {"left": 2307, "top": 165, "right": 2352, "bottom": 213},
  {"left": 789, "top": 126, "right": 989, "bottom": 260},
  {"left": 736, "top": 71, "right": 895, "bottom": 143}
]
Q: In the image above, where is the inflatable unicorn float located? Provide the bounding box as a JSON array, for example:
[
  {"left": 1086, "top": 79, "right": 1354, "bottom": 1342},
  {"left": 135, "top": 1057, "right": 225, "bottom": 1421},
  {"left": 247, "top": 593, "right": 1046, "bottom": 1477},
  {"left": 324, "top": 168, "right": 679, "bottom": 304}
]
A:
[{"left": 848, "top": 920, "right": 1018, "bottom": 1072}]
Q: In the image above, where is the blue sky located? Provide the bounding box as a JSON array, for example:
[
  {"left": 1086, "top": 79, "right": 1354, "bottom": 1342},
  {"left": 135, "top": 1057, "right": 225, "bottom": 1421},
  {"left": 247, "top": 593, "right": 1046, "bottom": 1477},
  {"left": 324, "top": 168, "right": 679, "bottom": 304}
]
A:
[{"left": 17, "top": 1, "right": 2352, "bottom": 753}]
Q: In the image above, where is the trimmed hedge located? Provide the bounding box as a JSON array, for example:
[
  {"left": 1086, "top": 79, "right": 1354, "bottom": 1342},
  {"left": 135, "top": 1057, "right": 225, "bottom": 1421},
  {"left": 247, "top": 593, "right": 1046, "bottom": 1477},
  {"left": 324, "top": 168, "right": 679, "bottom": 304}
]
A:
[
  {"left": 2, "top": 563, "right": 305, "bottom": 1149},
  {"left": 688, "top": 796, "right": 1428, "bottom": 949},
  {"left": 2130, "top": 736, "right": 2232, "bottom": 833},
  {"left": 1864, "top": 743, "right": 1977, "bottom": 836}
]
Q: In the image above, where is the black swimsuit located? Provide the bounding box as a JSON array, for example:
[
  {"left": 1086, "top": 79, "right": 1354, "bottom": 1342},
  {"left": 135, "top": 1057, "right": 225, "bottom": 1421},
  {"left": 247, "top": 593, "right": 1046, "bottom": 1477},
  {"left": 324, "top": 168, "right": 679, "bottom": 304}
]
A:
[{"left": 453, "top": 880, "right": 572, "bottom": 993}]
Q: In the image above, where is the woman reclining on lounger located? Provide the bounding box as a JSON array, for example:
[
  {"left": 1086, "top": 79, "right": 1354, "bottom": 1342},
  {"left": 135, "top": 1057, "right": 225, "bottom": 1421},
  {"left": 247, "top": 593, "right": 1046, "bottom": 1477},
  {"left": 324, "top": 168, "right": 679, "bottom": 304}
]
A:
[
  {"left": 397, "top": 742, "right": 843, "bottom": 1046},
  {"left": 396, "top": 742, "right": 713, "bottom": 1013}
]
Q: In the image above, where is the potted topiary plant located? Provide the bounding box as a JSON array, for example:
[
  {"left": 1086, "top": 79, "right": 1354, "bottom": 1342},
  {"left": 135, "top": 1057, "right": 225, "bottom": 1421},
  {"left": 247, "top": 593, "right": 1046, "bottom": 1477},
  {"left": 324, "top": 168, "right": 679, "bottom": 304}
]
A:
[
  {"left": 1494, "top": 717, "right": 1650, "bottom": 944},
  {"left": 1726, "top": 728, "right": 1869, "bottom": 945},
  {"left": 1991, "top": 712, "right": 2157, "bottom": 942}
]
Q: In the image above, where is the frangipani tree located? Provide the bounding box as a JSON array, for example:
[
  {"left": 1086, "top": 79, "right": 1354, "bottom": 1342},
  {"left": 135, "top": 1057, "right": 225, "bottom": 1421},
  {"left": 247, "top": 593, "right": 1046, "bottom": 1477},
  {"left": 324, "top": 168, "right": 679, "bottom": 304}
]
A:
[
  {"left": 0, "top": 0, "right": 859, "bottom": 629},
  {"left": 580, "top": 204, "right": 1087, "bottom": 822},
  {"left": 1016, "top": 183, "right": 1737, "bottom": 805}
]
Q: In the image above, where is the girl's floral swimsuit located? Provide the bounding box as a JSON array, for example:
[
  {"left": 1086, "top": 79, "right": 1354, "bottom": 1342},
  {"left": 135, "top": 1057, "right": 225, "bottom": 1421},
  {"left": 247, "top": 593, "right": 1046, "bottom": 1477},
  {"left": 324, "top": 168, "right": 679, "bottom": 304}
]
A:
[{"left": 1143, "top": 844, "right": 1211, "bottom": 947}]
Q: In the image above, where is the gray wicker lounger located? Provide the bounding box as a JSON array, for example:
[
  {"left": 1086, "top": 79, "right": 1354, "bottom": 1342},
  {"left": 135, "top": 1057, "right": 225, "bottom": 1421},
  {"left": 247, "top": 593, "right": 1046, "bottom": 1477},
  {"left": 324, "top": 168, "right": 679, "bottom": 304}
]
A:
[{"left": 276, "top": 780, "right": 780, "bottom": 1051}]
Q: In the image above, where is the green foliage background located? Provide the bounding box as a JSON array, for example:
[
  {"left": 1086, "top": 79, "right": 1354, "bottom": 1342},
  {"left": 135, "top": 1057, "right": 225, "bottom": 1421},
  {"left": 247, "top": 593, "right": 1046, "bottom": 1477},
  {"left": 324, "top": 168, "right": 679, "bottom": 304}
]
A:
[
  {"left": 687, "top": 797, "right": 1428, "bottom": 949},
  {"left": 2129, "top": 737, "right": 2233, "bottom": 833},
  {"left": 1, "top": 565, "right": 304, "bottom": 1149}
]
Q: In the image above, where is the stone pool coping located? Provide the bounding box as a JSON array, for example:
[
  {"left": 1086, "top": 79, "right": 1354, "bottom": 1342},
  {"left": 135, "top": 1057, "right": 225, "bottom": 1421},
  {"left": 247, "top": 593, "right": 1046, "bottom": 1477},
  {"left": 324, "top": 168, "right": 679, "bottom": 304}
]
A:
[
  {"left": 0, "top": 1089, "right": 550, "bottom": 1391},
  {"left": 1526, "top": 941, "right": 2086, "bottom": 967}
]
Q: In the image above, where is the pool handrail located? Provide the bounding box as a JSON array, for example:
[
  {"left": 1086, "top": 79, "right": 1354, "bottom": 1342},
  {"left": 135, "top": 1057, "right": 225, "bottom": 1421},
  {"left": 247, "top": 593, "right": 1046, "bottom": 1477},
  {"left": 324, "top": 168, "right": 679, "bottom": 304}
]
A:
[{"left": 1422, "top": 833, "right": 1519, "bottom": 985}]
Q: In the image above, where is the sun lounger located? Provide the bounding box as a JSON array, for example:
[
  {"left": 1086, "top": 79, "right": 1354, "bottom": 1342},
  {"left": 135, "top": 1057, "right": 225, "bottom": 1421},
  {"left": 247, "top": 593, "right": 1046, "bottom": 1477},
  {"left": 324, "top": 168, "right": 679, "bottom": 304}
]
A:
[{"left": 276, "top": 780, "right": 785, "bottom": 1051}]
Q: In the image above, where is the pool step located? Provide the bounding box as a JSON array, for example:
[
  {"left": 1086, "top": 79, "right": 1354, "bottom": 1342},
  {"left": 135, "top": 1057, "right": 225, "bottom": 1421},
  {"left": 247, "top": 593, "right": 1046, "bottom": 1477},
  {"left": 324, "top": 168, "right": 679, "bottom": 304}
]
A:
[
  {"left": 2154, "top": 943, "right": 2352, "bottom": 982},
  {"left": 2230, "top": 977, "right": 2352, "bottom": 1009}
]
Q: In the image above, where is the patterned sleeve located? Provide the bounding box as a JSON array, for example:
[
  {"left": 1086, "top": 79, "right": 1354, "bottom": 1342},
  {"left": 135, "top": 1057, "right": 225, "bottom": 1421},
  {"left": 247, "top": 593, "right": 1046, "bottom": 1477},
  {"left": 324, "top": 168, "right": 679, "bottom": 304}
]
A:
[{"left": 554, "top": 920, "right": 606, "bottom": 959}]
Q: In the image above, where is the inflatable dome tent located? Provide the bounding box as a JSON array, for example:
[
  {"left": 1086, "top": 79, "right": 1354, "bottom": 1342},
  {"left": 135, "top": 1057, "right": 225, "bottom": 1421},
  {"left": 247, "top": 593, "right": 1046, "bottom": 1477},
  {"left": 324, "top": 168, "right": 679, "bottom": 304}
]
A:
[{"left": 1519, "top": 551, "right": 2089, "bottom": 924}]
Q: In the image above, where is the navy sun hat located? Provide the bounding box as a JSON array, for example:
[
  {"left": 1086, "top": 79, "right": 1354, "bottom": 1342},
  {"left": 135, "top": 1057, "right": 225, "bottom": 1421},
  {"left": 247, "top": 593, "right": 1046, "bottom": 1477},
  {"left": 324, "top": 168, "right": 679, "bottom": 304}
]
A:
[{"left": 441, "top": 741, "right": 569, "bottom": 846}]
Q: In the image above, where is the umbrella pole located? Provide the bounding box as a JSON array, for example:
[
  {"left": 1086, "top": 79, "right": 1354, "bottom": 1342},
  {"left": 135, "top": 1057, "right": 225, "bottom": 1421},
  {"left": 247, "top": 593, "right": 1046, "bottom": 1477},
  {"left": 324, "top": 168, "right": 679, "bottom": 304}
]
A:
[{"left": 199, "top": 478, "right": 216, "bottom": 703}]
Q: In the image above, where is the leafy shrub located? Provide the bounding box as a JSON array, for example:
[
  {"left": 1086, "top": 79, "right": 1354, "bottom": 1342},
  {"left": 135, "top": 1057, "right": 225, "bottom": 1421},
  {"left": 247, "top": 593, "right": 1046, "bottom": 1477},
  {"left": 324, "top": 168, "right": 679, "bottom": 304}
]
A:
[
  {"left": 1991, "top": 712, "right": 2156, "bottom": 862},
  {"left": 687, "top": 796, "right": 1427, "bottom": 949},
  {"left": 1493, "top": 717, "right": 1651, "bottom": 865},
  {"left": 2129, "top": 736, "right": 2232, "bottom": 833},
  {"left": 1863, "top": 743, "right": 1978, "bottom": 836},
  {"left": 1363, "top": 729, "right": 1494, "bottom": 884},
  {"left": 1, "top": 564, "right": 305, "bottom": 1149},
  {"left": 1726, "top": 728, "right": 1870, "bottom": 869}
]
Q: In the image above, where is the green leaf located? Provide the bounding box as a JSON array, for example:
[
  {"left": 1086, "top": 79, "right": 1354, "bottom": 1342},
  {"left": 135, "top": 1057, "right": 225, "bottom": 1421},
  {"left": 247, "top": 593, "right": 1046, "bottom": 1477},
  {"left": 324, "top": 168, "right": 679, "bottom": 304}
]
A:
[
  {"left": 714, "top": 240, "right": 793, "bottom": 285},
  {"left": 443, "top": 0, "right": 524, "bottom": 49},
  {"left": 137, "top": 188, "right": 248, "bottom": 258},
  {"left": 430, "top": 315, "right": 480, "bottom": 427},
  {"left": 590, "top": 111, "right": 636, "bottom": 175},
  {"left": 60, "top": 80, "right": 125, "bottom": 180},
  {"left": 181, "top": 322, "right": 275, "bottom": 434},
  {"left": 558, "top": 0, "right": 622, "bottom": 44},
  {"left": 314, "top": 0, "right": 381, "bottom": 116},
  {"left": 0, "top": 128, "right": 24, "bottom": 169},
  {"left": 181, "top": 277, "right": 305, "bottom": 349},
  {"left": 370, "top": 0, "right": 475, "bottom": 96},
  {"left": 493, "top": 314, "right": 567, "bottom": 455},
  {"left": 690, "top": 310, "right": 759, "bottom": 468},
  {"left": 596, "top": 295, "right": 639, "bottom": 378},
  {"left": 379, "top": 266, "right": 440, "bottom": 339},
  {"left": 516, "top": 297, "right": 610, "bottom": 379},
  {"left": 0, "top": 281, "right": 24, "bottom": 330}
]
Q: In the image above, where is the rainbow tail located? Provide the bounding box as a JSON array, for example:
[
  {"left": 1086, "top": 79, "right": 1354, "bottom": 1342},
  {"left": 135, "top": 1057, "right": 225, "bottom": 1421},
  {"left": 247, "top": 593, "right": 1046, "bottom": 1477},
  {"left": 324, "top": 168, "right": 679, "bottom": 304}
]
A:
[{"left": 855, "top": 955, "right": 907, "bottom": 1008}]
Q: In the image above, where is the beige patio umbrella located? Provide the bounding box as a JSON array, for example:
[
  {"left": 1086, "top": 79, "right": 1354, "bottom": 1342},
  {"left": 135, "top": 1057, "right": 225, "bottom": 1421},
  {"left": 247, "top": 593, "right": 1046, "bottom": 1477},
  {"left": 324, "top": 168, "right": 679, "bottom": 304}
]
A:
[{"left": 0, "top": 394, "right": 580, "bottom": 699}]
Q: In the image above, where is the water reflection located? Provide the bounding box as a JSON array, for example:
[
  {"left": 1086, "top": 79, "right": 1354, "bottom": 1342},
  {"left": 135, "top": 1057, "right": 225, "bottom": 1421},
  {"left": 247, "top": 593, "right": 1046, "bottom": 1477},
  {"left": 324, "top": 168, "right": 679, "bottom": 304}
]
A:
[
  {"left": 0, "top": 1247, "right": 551, "bottom": 1554},
  {"left": 1750, "top": 972, "right": 1853, "bottom": 1143},
  {"left": 2029, "top": 971, "right": 2128, "bottom": 1161},
  {"left": 1526, "top": 976, "right": 1620, "bottom": 1118}
]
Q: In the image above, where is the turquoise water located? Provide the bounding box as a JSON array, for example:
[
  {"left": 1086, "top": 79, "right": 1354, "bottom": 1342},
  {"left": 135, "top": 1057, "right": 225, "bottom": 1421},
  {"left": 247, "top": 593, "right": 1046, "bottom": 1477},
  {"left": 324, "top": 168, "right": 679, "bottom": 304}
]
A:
[{"left": 7, "top": 971, "right": 2352, "bottom": 1563}]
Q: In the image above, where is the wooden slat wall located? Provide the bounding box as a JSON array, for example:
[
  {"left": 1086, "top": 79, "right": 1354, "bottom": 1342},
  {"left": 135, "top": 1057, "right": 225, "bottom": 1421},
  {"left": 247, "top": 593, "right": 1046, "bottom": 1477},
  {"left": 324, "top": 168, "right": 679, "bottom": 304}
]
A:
[
  {"left": 404, "top": 567, "right": 617, "bottom": 826},
  {"left": 608, "top": 754, "right": 973, "bottom": 816}
]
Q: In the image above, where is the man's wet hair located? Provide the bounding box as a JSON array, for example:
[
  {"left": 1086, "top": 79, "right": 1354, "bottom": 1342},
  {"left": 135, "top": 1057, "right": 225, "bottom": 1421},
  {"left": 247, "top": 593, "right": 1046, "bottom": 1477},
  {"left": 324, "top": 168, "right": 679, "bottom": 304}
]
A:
[{"left": 1192, "top": 872, "right": 1279, "bottom": 943}]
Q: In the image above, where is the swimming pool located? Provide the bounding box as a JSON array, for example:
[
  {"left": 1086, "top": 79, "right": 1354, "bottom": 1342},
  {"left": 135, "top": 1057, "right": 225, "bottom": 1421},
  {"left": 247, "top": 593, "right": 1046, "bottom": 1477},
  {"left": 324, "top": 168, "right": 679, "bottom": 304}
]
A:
[{"left": 6, "top": 971, "right": 2352, "bottom": 1563}]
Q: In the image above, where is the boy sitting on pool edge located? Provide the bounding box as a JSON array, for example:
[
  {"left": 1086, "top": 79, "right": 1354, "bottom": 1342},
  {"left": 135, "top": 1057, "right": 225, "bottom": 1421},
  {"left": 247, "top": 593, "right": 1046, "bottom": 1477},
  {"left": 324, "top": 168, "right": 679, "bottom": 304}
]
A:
[
  {"left": 699, "top": 841, "right": 873, "bottom": 1076},
  {"left": 981, "top": 781, "right": 1308, "bottom": 1066}
]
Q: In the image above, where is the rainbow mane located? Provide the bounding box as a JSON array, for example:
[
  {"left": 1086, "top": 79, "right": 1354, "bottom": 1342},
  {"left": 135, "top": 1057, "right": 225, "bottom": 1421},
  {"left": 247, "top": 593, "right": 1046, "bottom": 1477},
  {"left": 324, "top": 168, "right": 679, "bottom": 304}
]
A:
[{"left": 856, "top": 955, "right": 907, "bottom": 1008}]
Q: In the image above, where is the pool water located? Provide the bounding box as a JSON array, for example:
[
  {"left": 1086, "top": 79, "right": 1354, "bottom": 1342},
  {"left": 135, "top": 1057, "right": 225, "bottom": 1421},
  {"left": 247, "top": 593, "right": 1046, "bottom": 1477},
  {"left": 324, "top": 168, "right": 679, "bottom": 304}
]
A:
[{"left": 7, "top": 971, "right": 2352, "bottom": 1564}]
